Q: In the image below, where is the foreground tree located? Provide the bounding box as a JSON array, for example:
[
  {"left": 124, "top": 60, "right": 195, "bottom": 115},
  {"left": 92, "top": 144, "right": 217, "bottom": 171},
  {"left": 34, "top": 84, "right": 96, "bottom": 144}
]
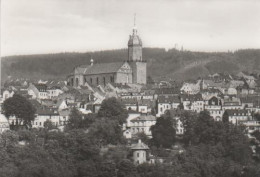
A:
[
  {"left": 150, "top": 112, "right": 176, "bottom": 148},
  {"left": 88, "top": 118, "right": 125, "bottom": 146},
  {"left": 98, "top": 97, "right": 128, "bottom": 125},
  {"left": 65, "top": 108, "right": 84, "bottom": 130},
  {"left": 2, "top": 94, "right": 36, "bottom": 129}
]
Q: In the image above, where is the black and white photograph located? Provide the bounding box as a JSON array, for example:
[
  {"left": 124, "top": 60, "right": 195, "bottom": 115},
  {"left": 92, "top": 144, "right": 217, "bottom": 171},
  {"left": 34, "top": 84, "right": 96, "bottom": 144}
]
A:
[{"left": 0, "top": 0, "right": 260, "bottom": 176}]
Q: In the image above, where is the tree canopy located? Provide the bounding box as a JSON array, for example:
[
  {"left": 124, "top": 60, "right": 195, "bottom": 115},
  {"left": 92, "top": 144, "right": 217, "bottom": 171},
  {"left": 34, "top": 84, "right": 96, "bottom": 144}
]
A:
[
  {"left": 2, "top": 94, "right": 36, "bottom": 128},
  {"left": 150, "top": 112, "right": 176, "bottom": 148},
  {"left": 98, "top": 97, "right": 128, "bottom": 125}
]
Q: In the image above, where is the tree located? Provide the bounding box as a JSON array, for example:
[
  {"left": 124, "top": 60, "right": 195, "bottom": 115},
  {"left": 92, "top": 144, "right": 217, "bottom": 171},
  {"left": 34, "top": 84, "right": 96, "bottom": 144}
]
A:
[
  {"left": 222, "top": 110, "right": 229, "bottom": 123},
  {"left": 178, "top": 103, "right": 184, "bottom": 110},
  {"left": 150, "top": 113, "right": 176, "bottom": 148},
  {"left": 179, "top": 110, "right": 198, "bottom": 145},
  {"left": 2, "top": 94, "right": 36, "bottom": 128},
  {"left": 253, "top": 113, "right": 260, "bottom": 121},
  {"left": 88, "top": 118, "right": 125, "bottom": 146},
  {"left": 98, "top": 97, "right": 128, "bottom": 125},
  {"left": 135, "top": 132, "right": 150, "bottom": 145},
  {"left": 44, "top": 120, "right": 57, "bottom": 131},
  {"left": 65, "top": 108, "right": 83, "bottom": 130},
  {"left": 117, "top": 159, "right": 138, "bottom": 177}
]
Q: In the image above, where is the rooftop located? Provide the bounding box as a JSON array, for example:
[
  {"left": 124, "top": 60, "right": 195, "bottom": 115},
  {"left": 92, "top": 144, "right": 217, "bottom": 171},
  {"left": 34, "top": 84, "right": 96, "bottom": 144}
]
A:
[{"left": 131, "top": 139, "right": 149, "bottom": 150}]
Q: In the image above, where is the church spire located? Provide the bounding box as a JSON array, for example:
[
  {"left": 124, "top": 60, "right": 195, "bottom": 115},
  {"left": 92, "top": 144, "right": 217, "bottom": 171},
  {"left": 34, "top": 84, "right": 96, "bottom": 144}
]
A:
[{"left": 133, "top": 13, "right": 137, "bottom": 35}]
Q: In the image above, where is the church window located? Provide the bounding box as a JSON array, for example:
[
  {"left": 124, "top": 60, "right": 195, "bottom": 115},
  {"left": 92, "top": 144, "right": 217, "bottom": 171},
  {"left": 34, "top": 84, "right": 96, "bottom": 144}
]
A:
[
  {"left": 103, "top": 77, "right": 105, "bottom": 85},
  {"left": 96, "top": 77, "right": 99, "bottom": 85},
  {"left": 76, "top": 78, "right": 79, "bottom": 87}
]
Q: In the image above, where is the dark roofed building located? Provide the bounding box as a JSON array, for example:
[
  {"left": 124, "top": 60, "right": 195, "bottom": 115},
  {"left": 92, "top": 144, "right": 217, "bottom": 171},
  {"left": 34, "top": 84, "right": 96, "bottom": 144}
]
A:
[{"left": 224, "top": 109, "right": 252, "bottom": 125}]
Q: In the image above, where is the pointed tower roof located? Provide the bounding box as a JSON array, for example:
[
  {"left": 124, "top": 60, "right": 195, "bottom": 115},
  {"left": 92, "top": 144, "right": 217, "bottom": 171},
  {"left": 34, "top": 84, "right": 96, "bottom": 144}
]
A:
[{"left": 128, "top": 14, "right": 142, "bottom": 46}]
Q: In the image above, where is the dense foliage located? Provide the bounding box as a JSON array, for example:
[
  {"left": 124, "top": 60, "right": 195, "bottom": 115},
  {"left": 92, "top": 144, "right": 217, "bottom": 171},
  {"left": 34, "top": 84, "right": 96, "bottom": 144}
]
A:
[
  {"left": 150, "top": 112, "right": 176, "bottom": 148},
  {"left": 2, "top": 94, "right": 36, "bottom": 128},
  {"left": 0, "top": 98, "right": 260, "bottom": 177},
  {"left": 2, "top": 48, "right": 260, "bottom": 82}
]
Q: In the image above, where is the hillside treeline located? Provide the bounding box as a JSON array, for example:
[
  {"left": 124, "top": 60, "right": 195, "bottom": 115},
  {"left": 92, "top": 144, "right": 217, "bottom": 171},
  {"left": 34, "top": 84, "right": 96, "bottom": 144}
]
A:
[{"left": 2, "top": 48, "right": 260, "bottom": 82}]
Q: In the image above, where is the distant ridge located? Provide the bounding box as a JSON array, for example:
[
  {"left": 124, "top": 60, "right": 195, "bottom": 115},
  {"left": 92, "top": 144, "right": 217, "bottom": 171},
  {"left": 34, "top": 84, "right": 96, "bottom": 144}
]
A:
[{"left": 1, "top": 48, "right": 260, "bottom": 82}]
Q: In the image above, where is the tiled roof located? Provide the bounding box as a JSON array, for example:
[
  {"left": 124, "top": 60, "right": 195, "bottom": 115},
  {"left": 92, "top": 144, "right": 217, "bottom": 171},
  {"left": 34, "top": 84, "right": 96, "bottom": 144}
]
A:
[
  {"left": 225, "top": 109, "right": 250, "bottom": 116},
  {"left": 34, "top": 84, "right": 47, "bottom": 92},
  {"left": 240, "top": 97, "right": 258, "bottom": 104},
  {"left": 75, "top": 65, "right": 90, "bottom": 74},
  {"left": 155, "top": 88, "right": 179, "bottom": 95},
  {"left": 158, "top": 95, "right": 180, "bottom": 103},
  {"left": 84, "top": 62, "right": 126, "bottom": 75},
  {"left": 59, "top": 108, "right": 71, "bottom": 116},
  {"left": 131, "top": 115, "right": 156, "bottom": 122},
  {"left": 131, "top": 140, "right": 149, "bottom": 150},
  {"left": 121, "top": 98, "right": 138, "bottom": 105},
  {"left": 36, "top": 107, "right": 58, "bottom": 115},
  {"left": 180, "top": 94, "right": 203, "bottom": 101}
]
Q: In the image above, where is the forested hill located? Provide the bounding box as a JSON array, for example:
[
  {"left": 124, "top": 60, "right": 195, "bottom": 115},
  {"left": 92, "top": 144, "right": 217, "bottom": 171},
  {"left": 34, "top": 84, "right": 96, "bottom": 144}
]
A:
[{"left": 2, "top": 48, "right": 260, "bottom": 82}]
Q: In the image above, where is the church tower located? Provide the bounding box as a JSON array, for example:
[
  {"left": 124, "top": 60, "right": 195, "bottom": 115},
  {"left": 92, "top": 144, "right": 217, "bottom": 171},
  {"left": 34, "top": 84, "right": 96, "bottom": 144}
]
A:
[{"left": 127, "top": 15, "right": 147, "bottom": 84}]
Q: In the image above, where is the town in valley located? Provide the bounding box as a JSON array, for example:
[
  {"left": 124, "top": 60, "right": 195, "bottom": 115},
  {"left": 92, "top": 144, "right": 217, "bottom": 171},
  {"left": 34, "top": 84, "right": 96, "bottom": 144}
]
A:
[{"left": 1, "top": 1, "right": 260, "bottom": 176}]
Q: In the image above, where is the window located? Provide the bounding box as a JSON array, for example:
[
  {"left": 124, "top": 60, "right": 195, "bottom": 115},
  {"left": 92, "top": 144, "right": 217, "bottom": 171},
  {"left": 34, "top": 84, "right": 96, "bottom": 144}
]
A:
[
  {"left": 103, "top": 77, "right": 106, "bottom": 85},
  {"left": 96, "top": 77, "right": 99, "bottom": 85},
  {"left": 110, "top": 76, "right": 114, "bottom": 83},
  {"left": 90, "top": 78, "right": 92, "bottom": 84},
  {"left": 137, "top": 153, "right": 139, "bottom": 157},
  {"left": 76, "top": 78, "right": 79, "bottom": 87}
]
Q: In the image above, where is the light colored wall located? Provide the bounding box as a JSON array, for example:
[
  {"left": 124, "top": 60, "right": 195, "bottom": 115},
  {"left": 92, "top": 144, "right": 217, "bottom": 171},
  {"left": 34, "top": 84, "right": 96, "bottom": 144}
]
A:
[{"left": 133, "top": 150, "right": 147, "bottom": 165}]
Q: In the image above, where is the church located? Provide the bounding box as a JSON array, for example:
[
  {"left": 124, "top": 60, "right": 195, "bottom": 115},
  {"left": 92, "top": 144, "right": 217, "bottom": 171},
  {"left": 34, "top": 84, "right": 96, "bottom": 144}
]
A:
[{"left": 67, "top": 25, "right": 147, "bottom": 87}]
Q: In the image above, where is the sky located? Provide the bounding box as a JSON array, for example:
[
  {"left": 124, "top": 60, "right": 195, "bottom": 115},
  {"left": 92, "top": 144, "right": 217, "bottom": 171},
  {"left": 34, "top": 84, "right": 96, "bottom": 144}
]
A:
[{"left": 1, "top": 0, "right": 260, "bottom": 56}]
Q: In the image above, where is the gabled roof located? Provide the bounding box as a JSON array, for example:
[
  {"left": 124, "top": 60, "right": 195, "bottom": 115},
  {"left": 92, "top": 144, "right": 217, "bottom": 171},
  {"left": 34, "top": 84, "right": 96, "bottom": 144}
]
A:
[
  {"left": 75, "top": 65, "right": 90, "bottom": 74},
  {"left": 84, "top": 62, "right": 127, "bottom": 75}
]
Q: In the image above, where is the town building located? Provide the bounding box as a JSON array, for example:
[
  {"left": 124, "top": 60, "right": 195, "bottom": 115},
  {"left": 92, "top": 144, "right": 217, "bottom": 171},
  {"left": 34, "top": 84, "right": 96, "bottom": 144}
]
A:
[
  {"left": 0, "top": 114, "right": 10, "bottom": 133},
  {"left": 204, "top": 96, "right": 223, "bottom": 121},
  {"left": 130, "top": 115, "right": 156, "bottom": 137},
  {"left": 156, "top": 95, "right": 180, "bottom": 117},
  {"left": 131, "top": 139, "right": 149, "bottom": 165},
  {"left": 28, "top": 83, "right": 48, "bottom": 100},
  {"left": 224, "top": 109, "right": 252, "bottom": 125},
  {"left": 67, "top": 25, "right": 146, "bottom": 87},
  {"left": 180, "top": 94, "right": 204, "bottom": 113},
  {"left": 32, "top": 107, "right": 61, "bottom": 128}
]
